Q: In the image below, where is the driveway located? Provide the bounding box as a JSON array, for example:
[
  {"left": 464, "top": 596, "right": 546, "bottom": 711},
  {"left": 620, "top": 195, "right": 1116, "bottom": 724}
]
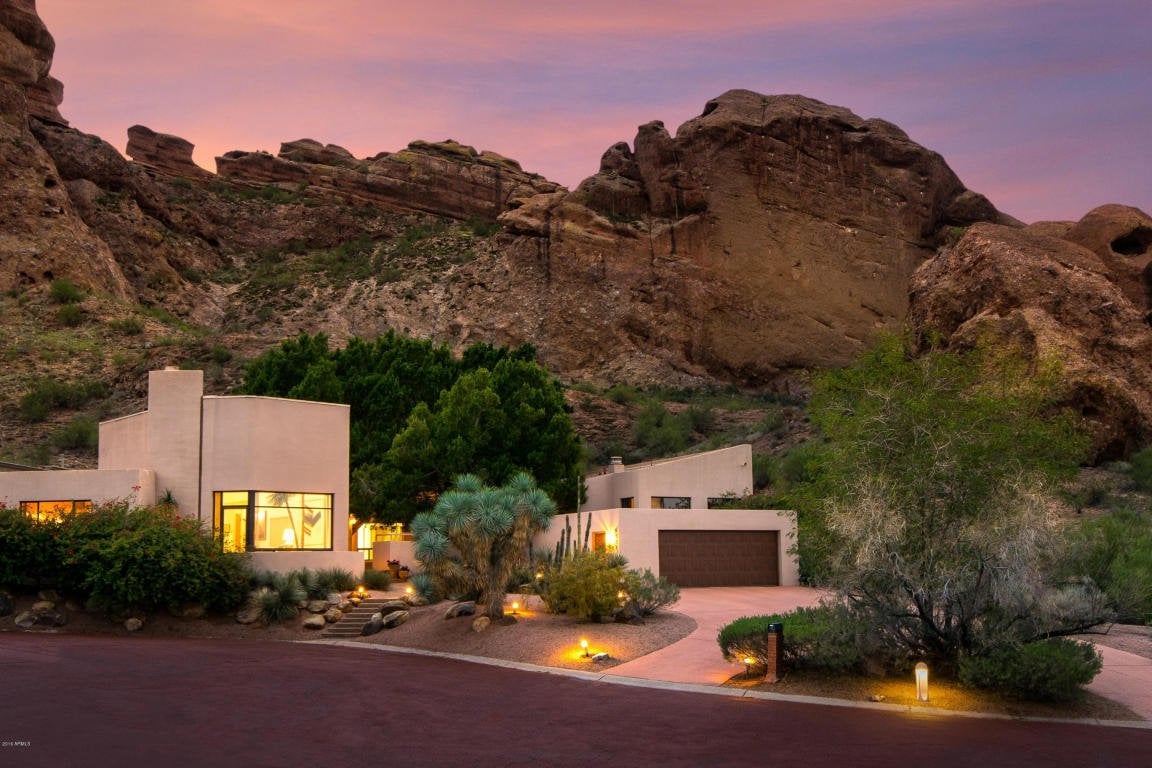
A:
[{"left": 2, "top": 633, "right": 1150, "bottom": 768}]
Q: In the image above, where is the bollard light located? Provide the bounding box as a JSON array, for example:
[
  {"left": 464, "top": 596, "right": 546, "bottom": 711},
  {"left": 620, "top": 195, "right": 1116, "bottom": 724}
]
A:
[
  {"left": 511, "top": 601, "right": 519, "bottom": 615},
  {"left": 915, "top": 662, "right": 929, "bottom": 702},
  {"left": 743, "top": 656, "right": 755, "bottom": 675},
  {"left": 581, "top": 639, "right": 590, "bottom": 657}
]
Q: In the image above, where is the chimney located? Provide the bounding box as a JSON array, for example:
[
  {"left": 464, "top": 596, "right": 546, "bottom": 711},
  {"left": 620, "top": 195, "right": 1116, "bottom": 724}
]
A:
[{"left": 608, "top": 456, "right": 624, "bottom": 474}]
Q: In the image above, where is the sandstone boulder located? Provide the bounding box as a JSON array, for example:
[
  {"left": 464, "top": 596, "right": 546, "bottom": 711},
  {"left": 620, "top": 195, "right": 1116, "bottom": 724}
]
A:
[
  {"left": 381, "top": 610, "right": 409, "bottom": 629},
  {"left": 445, "top": 601, "right": 476, "bottom": 619},
  {"left": 303, "top": 615, "right": 327, "bottom": 630},
  {"left": 124, "top": 617, "right": 143, "bottom": 632},
  {"left": 126, "top": 125, "right": 212, "bottom": 179},
  {"left": 323, "top": 608, "right": 343, "bottom": 623},
  {"left": 471, "top": 616, "right": 490, "bottom": 633},
  {"left": 908, "top": 214, "right": 1152, "bottom": 460}
]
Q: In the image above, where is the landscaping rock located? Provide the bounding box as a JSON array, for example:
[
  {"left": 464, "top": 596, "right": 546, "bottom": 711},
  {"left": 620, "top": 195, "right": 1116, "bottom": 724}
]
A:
[
  {"left": 37, "top": 589, "right": 60, "bottom": 603},
  {"left": 613, "top": 606, "right": 645, "bottom": 625},
  {"left": 0, "top": 593, "right": 13, "bottom": 618},
  {"left": 360, "top": 615, "right": 385, "bottom": 636},
  {"left": 337, "top": 599, "right": 353, "bottom": 611},
  {"left": 14, "top": 611, "right": 36, "bottom": 628},
  {"left": 32, "top": 609, "right": 66, "bottom": 627},
  {"left": 404, "top": 593, "right": 428, "bottom": 607},
  {"left": 303, "top": 615, "right": 326, "bottom": 630},
  {"left": 323, "top": 608, "right": 343, "bottom": 623},
  {"left": 591, "top": 652, "right": 612, "bottom": 662},
  {"left": 326, "top": 592, "right": 343, "bottom": 606},
  {"left": 379, "top": 600, "right": 408, "bottom": 616},
  {"left": 348, "top": 596, "right": 361, "bottom": 607},
  {"left": 235, "top": 605, "right": 260, "bottom": 625},
  {"left": 31, "top": 600, "right": 55, "bottom": 612},
  {"left": 306, "top": 600, "right": 328, "bottom": 614},
  {"left": 471, "top": 616, "right": 491, "bottom": 633},
  {"left": 124, "top": 617, "right": 144, "bottom": 632},
  {"left": 381, "top": 610, "right": 409, "bottom": 629},
  {"left": 445, "top": 601, "right": 476, "bottom": 619}
]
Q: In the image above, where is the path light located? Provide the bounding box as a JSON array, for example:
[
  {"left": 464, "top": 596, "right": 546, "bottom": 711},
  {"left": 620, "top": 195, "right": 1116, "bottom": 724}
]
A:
[
  {"left": 356, "top": 585, "right": 366, "bottom": 597},
  {"left": 915, "top": 662, "right": 929, "bottom": 702},
  {"left": 405, "top": 586, "right": 414, "bottom": 595},
  {"left": 511, "top": 601, "right": 519, "bottom": 616},
  {"left": 743, "top": 656, "right": 755, "bottom": 676},
  {"left": 535, "top": 571, "right": 544, "bottom": 580},
  {"left": 580, "top": 639, "right": 590, "bottom": 657}
]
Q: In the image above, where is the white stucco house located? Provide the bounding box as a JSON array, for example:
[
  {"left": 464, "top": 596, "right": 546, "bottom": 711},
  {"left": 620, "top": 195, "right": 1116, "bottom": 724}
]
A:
[
  {"left": 0, "top": 368, "right": 363, "bottom": 574},
  {"left": 536, "top": 444, "right": 800, "bottom": 587}
]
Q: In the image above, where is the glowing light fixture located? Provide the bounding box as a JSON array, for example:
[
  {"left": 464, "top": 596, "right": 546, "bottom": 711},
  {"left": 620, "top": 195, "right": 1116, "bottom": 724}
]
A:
[
  {"left": 535, "top": 571, "right": 544, "bottom": 580},
  {"left": 281, "top": 529, "right": 295, "bottom": 546},
  {"left": 356, "top": 585, "right": 367, "bottom": 597},
  {"left": 511, "top": 601, "right": 520, "bottom": 615},
  {"left": 580, "top": 639, "right": 590, "bottom": 657},
  {"left": 743, "top": 656, "right": 755, "bottom": 675},
  {"left": 405, "top": 586, "right": 414, "bottom": 595},
  {"left": 605, "top": 528, "right": 618, "bottom": 549},
  {"left": 915, "top": 662, "right": 929, "bottom": 702}
]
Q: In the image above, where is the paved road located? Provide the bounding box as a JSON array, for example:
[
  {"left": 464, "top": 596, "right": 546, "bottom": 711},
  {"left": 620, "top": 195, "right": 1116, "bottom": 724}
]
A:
[{"left": 2, "top": 634, "right": 1150, "bottom": 768}]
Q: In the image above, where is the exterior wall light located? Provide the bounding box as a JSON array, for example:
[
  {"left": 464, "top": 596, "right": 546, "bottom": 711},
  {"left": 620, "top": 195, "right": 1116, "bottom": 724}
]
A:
[
  {"left": 605, "top": 528, "right": 618, "bottom": 550},
  {"left": 915, "top": 662, "right": 929, "bottom": 702}
]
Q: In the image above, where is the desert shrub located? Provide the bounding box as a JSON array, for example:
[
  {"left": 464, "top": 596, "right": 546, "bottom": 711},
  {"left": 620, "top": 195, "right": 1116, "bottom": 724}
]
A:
[
  {"left": 1130, "top": 447, "right": 1152, "bottom": 492},
  {"left": 252, "top": 574, "right": 306, "bottom": 625},
  {"left": 408, "top": 571, "right": 439, "bottom": 603},
  {"left": 316, "top": 567, "right": 356, "bottom": 593},
  {"left": 541, "top": 550, "right": 627, "bottom": 620},
  {"left": 958, "top": 639, "right": 1102, "bottom": 702},
  {"left": 717, "top": 604, "right": 860, "bottom": 673},
  {"left": 49, "top": 278, "right": 85, "bottom": 304},
  {"left": 51, "top": 414, "right": 99, "bottom": 450},
  {"left": 1063, "top": 508, "right": 1152, "bottom": 624},
  {"left": 109, "top": 317, "right": 145, "bottom": 335},
  {"left": 57, "top": 304, "right": 85, "bottom": 327},
  {"left": 621, "top": 568, "right": 680, "bottom": 616},
  {"left": 18, "top": 378, "right": 108, "bottom": 422},
  {"left": 0, "top": 505, "right": 59, "bottom": 589},
  {"left": 57, "top": 502, "right": 249, "bottom": 612},
  {"left": 362, "top": 568, "right": 392, "bottom": 591},
  {"left": 293, "top": 567, "right": 324, "bottom": 599}
]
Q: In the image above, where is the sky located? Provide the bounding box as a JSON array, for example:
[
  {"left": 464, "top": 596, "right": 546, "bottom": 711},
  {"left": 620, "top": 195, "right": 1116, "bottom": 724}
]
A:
[{"left": 36, "top": 0, "right": 1151, "bottom": 223}]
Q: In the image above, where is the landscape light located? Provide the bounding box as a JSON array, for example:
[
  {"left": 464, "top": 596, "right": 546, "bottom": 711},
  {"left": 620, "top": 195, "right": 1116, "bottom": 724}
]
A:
[
  {"left": 405, "top": 586, "right": 414, "bottom": 595},
  {"left": 915, "top": 662, "right": 929, "bottom": 702},
  {"left": 605, "top": 528, "right": 618, "bottom": 549},
  {"left": 511, "top": 601, "right": 519, "bottom": 615},
  {"left": 743, "top": 656, "right": 755, "bottom": 675},
  {"left": 580, "top": 639, "right": 590, "bottom": 657}
]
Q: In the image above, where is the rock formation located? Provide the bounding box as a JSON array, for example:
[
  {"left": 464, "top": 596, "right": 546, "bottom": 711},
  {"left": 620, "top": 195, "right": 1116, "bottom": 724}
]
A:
[
  {"left": 495, "top": 90, "right": 1013, "bottom": 386},
  {"left": 125, "top": 125, "right": 212, "bottom": 180},
  {"left": 216, "top": 137, "right": 561, "bottom": 222},
  {"left": 908, "top": 206, "right": 1152, "bottom": 459}
]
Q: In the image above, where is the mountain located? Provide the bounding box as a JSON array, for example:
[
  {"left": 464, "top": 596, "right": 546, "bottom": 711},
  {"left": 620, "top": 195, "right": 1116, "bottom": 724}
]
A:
[{"left": 1, "top": 0, "right": 1149, "bottom": 463}]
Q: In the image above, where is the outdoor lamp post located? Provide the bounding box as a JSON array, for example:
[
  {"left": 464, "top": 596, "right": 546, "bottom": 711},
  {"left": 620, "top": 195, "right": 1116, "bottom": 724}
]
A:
[{"left": 915, "top": 662, "right": 929, "bottom": 702}]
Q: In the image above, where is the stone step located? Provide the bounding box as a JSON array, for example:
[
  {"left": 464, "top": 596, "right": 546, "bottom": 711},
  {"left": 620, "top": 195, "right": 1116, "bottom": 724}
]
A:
[{"left": 320, "top": 597, "right": 397, "bottom": 637}]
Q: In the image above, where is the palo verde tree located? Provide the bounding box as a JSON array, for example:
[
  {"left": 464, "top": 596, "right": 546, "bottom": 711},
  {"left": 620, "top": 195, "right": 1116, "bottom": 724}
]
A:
[
  {"left": 412, "top": 473, "right": 555, "bottom": 619},
  {"left": 808, "top": 334, "right": 1102, "bottom": 670}
]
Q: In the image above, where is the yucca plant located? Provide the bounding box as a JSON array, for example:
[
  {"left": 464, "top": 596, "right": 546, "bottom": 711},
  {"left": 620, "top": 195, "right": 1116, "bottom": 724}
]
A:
[{"left": 253, "top": 573, "right": 306, "bottom": 624}]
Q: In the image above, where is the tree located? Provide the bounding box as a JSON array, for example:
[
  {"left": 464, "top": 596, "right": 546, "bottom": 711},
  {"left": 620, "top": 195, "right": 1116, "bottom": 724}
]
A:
[
  {"left": 411, "top": 473, "right": 555, "bottom": 618},
  {"left": 240, "top": 333, "right": 582, "bottom": 524},
  {"left": 807, "top": 335, "right": 1100, "bottom": 670}
]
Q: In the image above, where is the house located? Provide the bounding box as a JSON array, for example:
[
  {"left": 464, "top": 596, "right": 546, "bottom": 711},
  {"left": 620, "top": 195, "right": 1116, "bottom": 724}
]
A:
[
  {"left": 536, "top": 445, "right": 799, "bottom": 587},
  {"left": 1, "top": 368, "right": 362, "bottom": 574}
]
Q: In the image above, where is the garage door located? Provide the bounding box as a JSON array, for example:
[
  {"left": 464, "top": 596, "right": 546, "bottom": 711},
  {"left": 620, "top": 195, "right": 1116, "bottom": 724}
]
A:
[{"left": 658, "top": 530, "right": 779, "bottom": 587}]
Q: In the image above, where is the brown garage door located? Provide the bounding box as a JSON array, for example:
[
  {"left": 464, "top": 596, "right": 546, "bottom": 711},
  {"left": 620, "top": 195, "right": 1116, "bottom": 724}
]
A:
[{"left": 658, "top": 530, "right": 779, "bottom": 587}]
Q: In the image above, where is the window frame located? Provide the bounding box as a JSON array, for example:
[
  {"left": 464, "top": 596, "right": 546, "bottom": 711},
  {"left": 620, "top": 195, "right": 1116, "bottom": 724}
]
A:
[{"left": 213, "top": 490, "right": 334, "bottom": 552}]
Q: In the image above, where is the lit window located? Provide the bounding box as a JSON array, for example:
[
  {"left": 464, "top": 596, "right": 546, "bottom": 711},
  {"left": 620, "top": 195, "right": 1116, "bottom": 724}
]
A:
[
  {"left": 20, "top": 500, "right": 93, "bottom": 523},
  {"left": 213, "top": 491, "right": 332, "bottom": 552},
  {"left": 650, "top": 496, "right": 691, "bottom": 509}
]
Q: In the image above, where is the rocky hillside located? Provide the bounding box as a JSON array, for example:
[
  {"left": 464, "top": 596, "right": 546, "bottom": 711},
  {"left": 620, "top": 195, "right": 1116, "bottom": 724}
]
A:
[{"left": 1, "top": 0, "right": 1150, "bottom": 466}]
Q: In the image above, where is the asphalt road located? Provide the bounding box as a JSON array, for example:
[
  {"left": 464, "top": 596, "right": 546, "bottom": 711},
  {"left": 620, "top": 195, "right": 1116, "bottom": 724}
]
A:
[{"left": 2, "top": 634, "right": 1150, "bottom": 768}]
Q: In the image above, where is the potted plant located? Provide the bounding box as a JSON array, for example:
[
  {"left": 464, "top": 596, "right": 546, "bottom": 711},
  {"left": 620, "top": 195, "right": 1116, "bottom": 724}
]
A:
[
  {"left": 398, "top": 565, "right": 411, "bottom": 581},
  {"left": 387, "top": 559, "right": 401, "bottom": 578}
]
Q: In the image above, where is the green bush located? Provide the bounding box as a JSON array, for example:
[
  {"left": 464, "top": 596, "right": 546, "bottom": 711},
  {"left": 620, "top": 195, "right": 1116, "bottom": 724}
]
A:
[
  {"left": 18, "top": 378, "right": 108, "bottom": 422},
  {"left": 49, "top": 278, "right": 85, "bottom": 304},
  {"left": 1130, "top": 447, "right": 1152, "bottom": 492},
  {"left": 717, "top": 605, "right": 859, "bottom": 673},
  {"left": 51, "top": 414, "right": 99, "bottom": 451},
  {"left": 1063, "top": 508, "right": 1152, "bottom": 624},
  {"left": 362, "top": 568, "right": 392, "bottom": 591},
  {"left": 251, "top": 574, "right": 306, "bottom": 624},
  {"left": 0, "top": 505, "right": 59, "bottom": 589},
  {"left": 621, "top": 568, "right": 680, "bottom": 616},
  {"left": 109, "top": 317, "right": 145, "bottom": 335},
  {"left": 540, "top": 551, "right": 626, "bottom": 620},
  {"left": 958, "top": 639, "right": 1102, "bottom": 702},
  {"left": 57, "top": 304, "right": 85, "bottom": 327},
  {"left": 316, "top": 566, "right": 356, "bottom": 593}
]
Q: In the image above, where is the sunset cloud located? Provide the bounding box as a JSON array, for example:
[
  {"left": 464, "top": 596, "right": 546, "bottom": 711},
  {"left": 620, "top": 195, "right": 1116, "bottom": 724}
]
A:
[{"left": 36, "top": 0, "right": 1151, "bottom": 222}]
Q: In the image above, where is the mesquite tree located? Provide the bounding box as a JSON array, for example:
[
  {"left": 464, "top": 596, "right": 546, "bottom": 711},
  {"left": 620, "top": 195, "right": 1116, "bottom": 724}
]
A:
[{"left": 412, "top": 473, "right": 555, "bottom": 618}]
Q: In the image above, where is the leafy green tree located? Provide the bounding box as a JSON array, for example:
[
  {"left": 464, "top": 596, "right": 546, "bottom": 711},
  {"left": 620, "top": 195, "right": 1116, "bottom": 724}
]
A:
[
  {"left": 241, "top": 332, "right": 582, "bottom": 525},
  {"left": 807, "top": 335, "right": 1099, "bottom": 670},
  {"left": 412, "top": 473, "right": 555, "bottom": 618}
]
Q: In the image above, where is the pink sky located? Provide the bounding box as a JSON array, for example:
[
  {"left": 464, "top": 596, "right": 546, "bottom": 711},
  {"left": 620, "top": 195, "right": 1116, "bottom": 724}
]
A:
[{"left": 36, "top": 0, "right": 1151, "bottom": 223}]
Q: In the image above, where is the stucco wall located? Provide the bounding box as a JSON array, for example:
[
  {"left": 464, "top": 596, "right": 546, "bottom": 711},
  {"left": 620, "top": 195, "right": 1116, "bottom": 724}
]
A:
[
  {"left": 583, "top": 444, "right": 754, "bottom": 511},
  {"left": 0, "top": 468, "right": 156, "bottom": 508},
  {"left": 98, "top": 411, "right": 149, "bottom": 470},
  {"left": 536, "top": 506, "right": 799, "bottom": 586},
  {"left": 200, "top": 395, "right": 352, "bottom": 551},
  {"left": 143, "top": 369, "right": 205, "bottom": 515},
  {"left": 247, "top": 550, "right": 364, "bottom": 576}
]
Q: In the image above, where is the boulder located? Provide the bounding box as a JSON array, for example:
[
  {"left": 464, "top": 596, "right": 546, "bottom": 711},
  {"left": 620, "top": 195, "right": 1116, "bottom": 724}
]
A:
[
  {"left": 381, "top": 610, "right": 409, "bottom": 629},
  {"left": 360, "top": 614, "right": 385, "bottom": 636},
  {"left": 124, "top": 617, "right": 143, "bottom": 632},
  {"left": 379, "top": 600, "right": 408, "bottom": 616},
  {"left": 36, "top": 589, "right": 59, "bottom": 602},
  {"left": 444, "top": 601, "right": 476, "bottom": 619},
  {"left": 306, "top": 600, "right": 328, "bottom": 614},
  {"left": 323, "top": 608, "right": 343, "bottom": 623},
  {"left": 302, "top": 615, "right": 326, "bottom": 630},
  {"left": 471, "top": 616, "right": 491, "bottom": 633},
  {"left": 31, "top": 600, "right": 54, "bottom": 611},
  {"left": 13, "top": 611, "right": 35, "bottom": 628},
  {"left": 326, "top": 592, "right": 343, "bottom": 606},
  {"left": 403, "top": 593, "right": 428, "bottom": 607},
  {"left": 235, "top": 604, "right": 260, "bottom": 625}
]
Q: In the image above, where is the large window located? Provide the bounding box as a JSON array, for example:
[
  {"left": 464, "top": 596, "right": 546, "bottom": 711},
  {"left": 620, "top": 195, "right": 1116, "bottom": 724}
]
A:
[
  {"left": 214, "top": 491, "right": 332, "bottom": 552},
  {"left": 20, "top": 500, "right": 92, "bottom": 522}
]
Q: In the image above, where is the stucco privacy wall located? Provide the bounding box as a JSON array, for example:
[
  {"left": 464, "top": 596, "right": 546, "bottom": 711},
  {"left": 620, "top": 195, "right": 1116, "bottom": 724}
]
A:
[
  {"left": 583, "top": 444, "right": 754, "bottom": 511},
  {"left": 200, "top": 394, "right": 362, "bottom": 574},
  {"left": 0, "top": 469, "right": 156, "bottom": 509},
  {"left": 538, "top": 507, "right": 800, "bottom": 586}
]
